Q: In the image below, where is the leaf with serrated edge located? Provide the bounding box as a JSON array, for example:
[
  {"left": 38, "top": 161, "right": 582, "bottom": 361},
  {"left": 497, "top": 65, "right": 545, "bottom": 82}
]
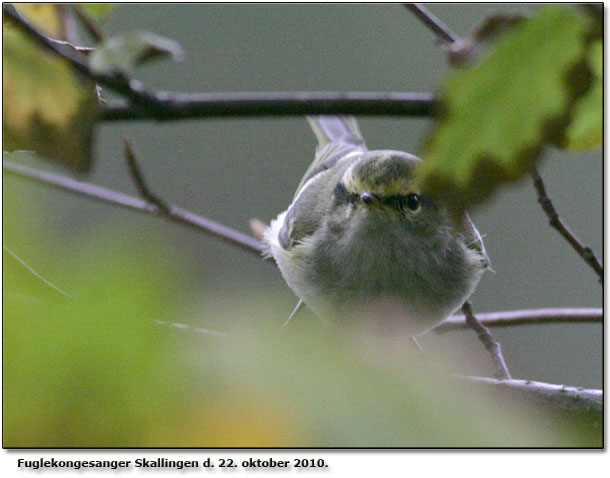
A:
[
  {"left": 417, "top": 6, "right": 590, "bottom": 215},
  {"left": 564, "top": 40, "right": 602, "bottom": 151}
]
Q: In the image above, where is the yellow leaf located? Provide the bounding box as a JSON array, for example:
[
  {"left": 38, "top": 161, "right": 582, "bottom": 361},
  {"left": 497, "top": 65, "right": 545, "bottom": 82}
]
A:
[{"left": 2, "top": 23, "right": 98, "bottom": 172}]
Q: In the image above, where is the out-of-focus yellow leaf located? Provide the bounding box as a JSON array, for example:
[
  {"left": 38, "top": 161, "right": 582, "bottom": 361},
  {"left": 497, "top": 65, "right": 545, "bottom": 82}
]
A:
[
  {"left": 564, "top": 40, "right": 602, "bottom": 151},
  {"left": 15, "top": 3, "right": 65, "bottom": 38},
  {"left": 2, "top": 23, "right": 98, "bottom": 172}
]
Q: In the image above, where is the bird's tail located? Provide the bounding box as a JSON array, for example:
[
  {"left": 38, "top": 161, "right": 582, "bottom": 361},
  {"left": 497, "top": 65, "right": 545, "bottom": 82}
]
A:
[{"left": 306, "top": 115, "right": 366, "bottom": 149}]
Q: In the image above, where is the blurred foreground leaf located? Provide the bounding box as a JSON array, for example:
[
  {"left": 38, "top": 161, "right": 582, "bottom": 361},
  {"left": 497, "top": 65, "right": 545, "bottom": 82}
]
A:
[
  {"left": 14, "top": 3, "right": 66, "bottom": 38},
  {"left": 78, "top": 3, "right": 116, "bottom": 23},
  {"left": 2, "top": 14, "right": 98, "bottom": 172},
  {"left": 2, "top": 195, "right": 601, "bottom": 447},
  {"left": 417, "top": 6, "right": 591, "bottom": 214}
]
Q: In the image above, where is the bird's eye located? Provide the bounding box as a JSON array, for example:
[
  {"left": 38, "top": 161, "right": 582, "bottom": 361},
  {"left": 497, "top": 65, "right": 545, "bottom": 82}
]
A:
[{"left": 406, "top": 193, "right": 421, "bottom": 212}]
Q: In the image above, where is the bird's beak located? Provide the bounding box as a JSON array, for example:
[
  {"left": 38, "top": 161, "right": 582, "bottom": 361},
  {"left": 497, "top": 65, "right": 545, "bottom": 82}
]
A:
[{"left": 361, "top": 192, "right": 382, "bottom": 209}]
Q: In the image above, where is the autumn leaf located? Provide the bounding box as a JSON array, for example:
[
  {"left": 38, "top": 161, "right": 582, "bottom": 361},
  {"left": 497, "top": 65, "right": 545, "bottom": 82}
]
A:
[
  {"left": 2, "top": 14, "right": 98, "bottom": 172},
  {"left": 417, "top": 6, "right": 591, "bottom": 214}
]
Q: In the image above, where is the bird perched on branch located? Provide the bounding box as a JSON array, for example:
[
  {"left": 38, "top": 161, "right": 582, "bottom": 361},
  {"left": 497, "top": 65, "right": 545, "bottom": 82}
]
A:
[{"left": 265, "top": 116, "right": 489, "bottom": 335}]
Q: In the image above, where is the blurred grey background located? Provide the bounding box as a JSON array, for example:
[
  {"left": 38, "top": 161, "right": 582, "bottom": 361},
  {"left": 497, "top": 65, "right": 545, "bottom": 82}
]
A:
[{"left": 4, "top": 4, "right": 602, "bottom": 387}]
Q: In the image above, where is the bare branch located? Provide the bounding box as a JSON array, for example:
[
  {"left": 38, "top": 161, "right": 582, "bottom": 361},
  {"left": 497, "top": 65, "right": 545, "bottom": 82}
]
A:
[
  {"left": 123, "top": 139, "right": 171, "bottom": 214},
  {"left": 101, "top": 92, "right": 438, "bottom": 121},
  {"left": 4, "top": 4, "right": 437, "bottom": 121},
  {"left": 460, "top": 376, "right": 602, "bottom": 415},
  {"left": 404, "top": 3, "right": 460, "bottom": 44},
  {"left": 531, "top": 166, "right": 603, "bottom": 281},
  {"left": 462, "top": 301, "right": 511, "bottom": 380},
  {"left": 2, "top": 160, "right": 264, "bottom": 256},
  {"left": 435, "top": 307, "right": 602, "bottom": 332}
]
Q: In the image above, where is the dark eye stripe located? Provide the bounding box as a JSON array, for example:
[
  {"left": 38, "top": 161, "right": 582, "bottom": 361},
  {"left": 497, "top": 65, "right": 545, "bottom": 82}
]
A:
[{"left": 334, "top": 182, "right": 358, "bottom": 204}]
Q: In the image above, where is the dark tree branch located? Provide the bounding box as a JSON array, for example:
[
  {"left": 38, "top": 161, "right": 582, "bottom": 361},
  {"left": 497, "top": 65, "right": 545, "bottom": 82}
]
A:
[
  {"left": 435, "top": 307, "right": 602, "bottom": 332},
  {"left": 404, "top": 3, "right": 460, "bottom": 44},
  {"left": 531, "top": 166, "right": 603, "bottom": 281},
  {"left": 123, "top": 139, "right": 171, "bottom": 214},
  {"left": 2, "top": 161, "right": 264, "bottom": 256},
  {"left": 101, "top": 92, "right": 438, "bottom": 121},
  {"left": 4, "top": 4, "right": 438, "bottom": 121},
  {"left": 461, "top": 302, "right": 511, "bottom": 380}
]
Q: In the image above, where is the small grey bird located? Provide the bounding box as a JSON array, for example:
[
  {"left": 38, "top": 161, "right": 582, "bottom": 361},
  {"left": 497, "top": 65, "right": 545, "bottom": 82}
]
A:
[{"left": 265, "top": 116, "right": 489, "bottom": 335}]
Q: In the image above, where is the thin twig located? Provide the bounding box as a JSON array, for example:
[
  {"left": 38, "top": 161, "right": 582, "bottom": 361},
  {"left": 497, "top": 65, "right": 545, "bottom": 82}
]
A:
[
  {"left": 461, "top": 301, "right": 511, "bottom": 380},
  {"left": 154, "top": 320, "right": 229, "bottom": 338},
  {"left": 71, "top": 4, "right": 106, "bottom": 42},
  {"left": 3, "top": 161, "right": 264, "bottom": 256},
  {"left": 435, "top": 307, "right": 602, "bottom": 333},
  {"left": 531, "top": 166, "right": 603, "bottom": 281},
  {"left": 404, "top": 3, "right": 460, "bottom": 44},
  {"left": 101, "top": 92, "right": 438, "bottom": 121},
  {"left": 459, "top": 376, "right": 602, "bottom": 415},
  {"left": 123, "top": 139, "right": 171, "bottom": 214},
  {"left": 3, "top": 245, "right": 74, "bottom": 300}
]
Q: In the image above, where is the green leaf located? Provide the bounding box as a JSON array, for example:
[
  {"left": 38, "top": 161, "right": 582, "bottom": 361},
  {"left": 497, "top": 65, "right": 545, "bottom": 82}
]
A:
[
  {"left": 78, "top": 4, "right": 116, "bottom": 22},
  {"left": 564, "top": 40, "right": 602, "bottom": 151},
  {"left": 417, "top": 6, "right": 591, "bottom": 214},
  {"left": 89, "top": 31, "right": 184, "bottom": 75},
  {"left": 2, "top": 23, "right": 98, "bottom": 172}
]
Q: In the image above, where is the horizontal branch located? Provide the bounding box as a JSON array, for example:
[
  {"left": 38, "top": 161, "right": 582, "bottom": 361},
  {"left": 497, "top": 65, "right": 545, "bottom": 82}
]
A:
[
  {"left": 4, "top": 4, "right": 438, "bottom": 122},
  {"left": 101, "top": 92, "right": 438, "bottom": 121},
  {"left": 435, "top": 308, "right": 602, "bottom": 333},
  {"left": 4, "top": 161, "right": 602, "bottom": 324},
  {"left": 460, "top": 376, "right": 603, "bottom": 414},
  {"left": 3, "top": 160, "right": 264, "bottom": 256}
]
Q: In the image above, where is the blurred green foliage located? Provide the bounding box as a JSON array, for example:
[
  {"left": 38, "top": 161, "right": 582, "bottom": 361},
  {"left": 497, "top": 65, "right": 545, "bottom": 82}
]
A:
[
  {"left": 78, "top": 4, "right": 116, "bottom": 23},
  {"left": 2, "top": 192, "right": 601, "bottom": 447}
]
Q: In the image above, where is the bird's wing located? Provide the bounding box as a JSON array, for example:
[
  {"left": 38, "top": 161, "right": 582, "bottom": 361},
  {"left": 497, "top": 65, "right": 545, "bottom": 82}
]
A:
[
  {"left": 277, "top": 117, "right": 367, "bottom": 250},
  {"left": 293, "top": 116, "right": 368, "bottom": 199}
]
